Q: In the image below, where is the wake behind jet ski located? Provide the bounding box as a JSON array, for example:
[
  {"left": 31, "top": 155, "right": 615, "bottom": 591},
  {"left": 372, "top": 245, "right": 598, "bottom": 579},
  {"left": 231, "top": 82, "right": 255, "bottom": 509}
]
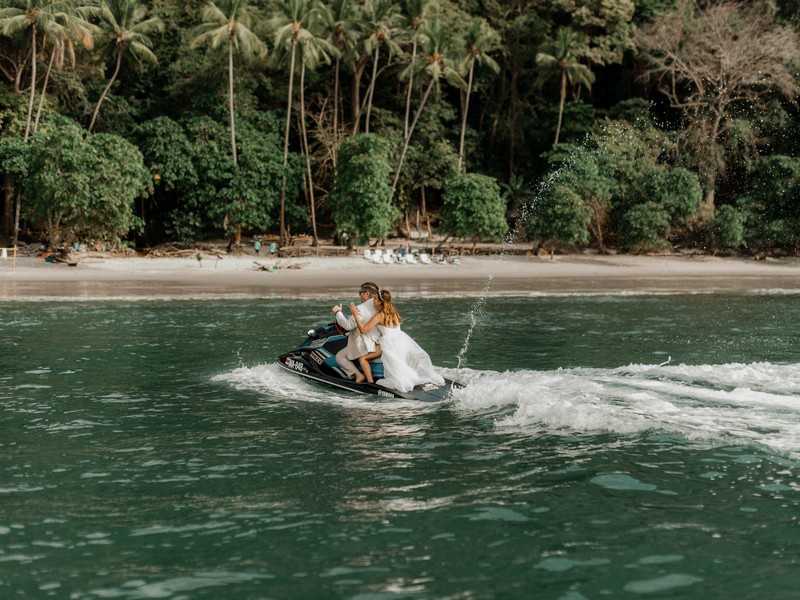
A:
[{"left": 277, "top": 323, "right": 460, "bottom": 402}]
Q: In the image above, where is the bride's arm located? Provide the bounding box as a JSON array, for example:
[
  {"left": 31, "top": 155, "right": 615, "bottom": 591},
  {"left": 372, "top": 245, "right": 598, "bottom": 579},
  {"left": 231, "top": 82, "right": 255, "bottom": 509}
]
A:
[{"left": 350, "top": 304, "right": 382, "bottom": 334}]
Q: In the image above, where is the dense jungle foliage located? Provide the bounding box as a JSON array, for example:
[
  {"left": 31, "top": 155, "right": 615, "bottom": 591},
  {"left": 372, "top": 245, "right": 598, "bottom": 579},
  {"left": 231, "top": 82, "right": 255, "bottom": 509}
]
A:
[{"left": 1, "top": 0, "right": 800, "bottom": 253}]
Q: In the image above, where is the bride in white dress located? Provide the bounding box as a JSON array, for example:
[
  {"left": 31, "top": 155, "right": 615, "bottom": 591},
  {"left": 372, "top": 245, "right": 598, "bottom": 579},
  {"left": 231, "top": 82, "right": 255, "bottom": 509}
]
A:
[{"left": 350, "top": 290, "right": 444, "bottom": 392}]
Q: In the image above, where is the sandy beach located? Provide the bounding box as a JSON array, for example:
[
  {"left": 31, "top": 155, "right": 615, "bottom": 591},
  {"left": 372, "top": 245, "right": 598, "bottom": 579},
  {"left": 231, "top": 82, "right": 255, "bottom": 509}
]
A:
[{"left": 2, "top": 248, "right": 800, "bottom": 299}]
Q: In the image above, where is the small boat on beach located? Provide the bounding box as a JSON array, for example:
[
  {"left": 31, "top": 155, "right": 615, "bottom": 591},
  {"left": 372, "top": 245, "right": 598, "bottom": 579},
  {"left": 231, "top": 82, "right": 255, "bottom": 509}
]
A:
[{"left": 277, "top": 323, "right": 459, "bottom": 401}]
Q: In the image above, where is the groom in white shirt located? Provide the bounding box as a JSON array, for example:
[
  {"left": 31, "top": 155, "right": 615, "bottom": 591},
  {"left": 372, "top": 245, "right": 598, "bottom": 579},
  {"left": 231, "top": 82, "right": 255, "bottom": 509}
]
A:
[{"left": 332, "top": 282, "right": 381, "bottom": 382}]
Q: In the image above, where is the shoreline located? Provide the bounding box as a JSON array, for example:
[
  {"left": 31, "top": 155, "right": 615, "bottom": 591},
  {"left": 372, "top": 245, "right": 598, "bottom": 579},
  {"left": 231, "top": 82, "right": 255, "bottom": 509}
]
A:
[{"left": 1, "top": 252, "right": 800, "bottom": 299}]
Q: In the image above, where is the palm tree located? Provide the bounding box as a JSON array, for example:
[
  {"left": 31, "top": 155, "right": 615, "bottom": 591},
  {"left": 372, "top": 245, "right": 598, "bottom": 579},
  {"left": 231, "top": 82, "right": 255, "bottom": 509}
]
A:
[
  {"left": 269, "top": 0, "right": 327, "bottom": 246},
  {"left": 535, "top": 26, "right": 594, "bottom": 147},
  {"left": 87, "top": 0, "right": 163, "bottom": 133},
  {"left": 191, "top": 0, "right": 266, "bottom": 168},
  {"left": 0, "top": 0, "right": 84, "bottom": 247},
  {"left": 359, "top": 0, "right": 402, "bottom": 134},
  {"left": 0, "top": 0, "right": 71, "bottom": 142},
  {"left": 191, "top": 0, "right": 266, "bottom": 249},
  {"left": 319, "top": 0, "right": 362, "bottom": 162},
  {"left": 296, "top": 14, "right": 336, "bottom": 244},
  {"left": 400, "top": 0, "right": 433, "bottom": 140},
  {"left": 457, "top": 17, "right": 498, "bottom": 173},
  {"left": 391, "top": 16, "right": 464, "bottom": 192},
  {"left": 33, "top": 3, "right": 95, "bottom": 135}
]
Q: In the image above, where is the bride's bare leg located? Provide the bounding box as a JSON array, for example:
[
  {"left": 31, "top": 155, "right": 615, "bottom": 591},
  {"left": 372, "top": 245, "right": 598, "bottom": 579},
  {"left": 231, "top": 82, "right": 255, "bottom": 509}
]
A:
[{"left": 359, "top": 347, "right": 382, "bottom": 383}]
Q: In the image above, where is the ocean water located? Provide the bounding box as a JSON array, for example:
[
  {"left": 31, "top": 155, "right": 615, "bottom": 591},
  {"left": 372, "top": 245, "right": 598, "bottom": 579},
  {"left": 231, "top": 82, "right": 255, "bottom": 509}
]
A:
[{"left": 2, "top": 293, "right": 800, "bottom": 599}]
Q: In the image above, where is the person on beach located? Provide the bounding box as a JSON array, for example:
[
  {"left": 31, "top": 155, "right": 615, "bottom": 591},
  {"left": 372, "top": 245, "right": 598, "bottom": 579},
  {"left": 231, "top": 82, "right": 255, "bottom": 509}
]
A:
[
  {"left": 350, "top": 289, "right": 444, "bottom": 392},
  {"left": 332, "top": 282, "right": 382, "bottom": 383}
]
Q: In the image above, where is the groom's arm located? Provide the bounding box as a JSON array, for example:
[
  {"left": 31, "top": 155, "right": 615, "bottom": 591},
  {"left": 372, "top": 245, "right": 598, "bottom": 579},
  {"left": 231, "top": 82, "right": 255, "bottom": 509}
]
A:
[{"left": 335, "top": 307, "right": 357, "bottom": 331}]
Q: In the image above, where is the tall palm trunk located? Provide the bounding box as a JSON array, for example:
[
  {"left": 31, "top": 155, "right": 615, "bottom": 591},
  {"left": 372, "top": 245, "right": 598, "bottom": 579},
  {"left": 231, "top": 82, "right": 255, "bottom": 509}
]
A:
[
  {"left": 554, "top": 68, "right": 567, "bottom": 146},
  {"left": 16, "top": 26, "right": 38, "bottom": 248},
  {"left": 508, "top": 65, "right": 518, "bottom": 177},
  {"left": 351, "top": 57, "right": 365, "bottom": 134},
  {"left": 299, "top": 58, "right": 318, "bottom": 245},
  {"left": 228, "top": 34, "right": 241, "bottom": 249},
  {"left": 279, "top": 38, "right": 297, "bottom": 247},
  {"left": 33, "top": 46, "right": 57, "bottom": 136},
  {"left": 228, "top": 36, "right": 238, "bottom": 166},
  {"left": 392, "top": 77, "right": 434, "bottom": 192},
  {"left": 23, "top": 25, "right": 37, "bottom": 143},
  {"left": 457, "top": 58, "right": 475, "bottom": 173},
  {"left": 403, "top": 37, "right": 418, "bottom": 140},
  {"left": 364, "top": 44, "right": 380, "bottom": 133},
  {"left": 89, "top": 46, "right": 123, "bottom": 132},
  {"left": 332, "top": 57, "right": 341, "bottom": 167}
]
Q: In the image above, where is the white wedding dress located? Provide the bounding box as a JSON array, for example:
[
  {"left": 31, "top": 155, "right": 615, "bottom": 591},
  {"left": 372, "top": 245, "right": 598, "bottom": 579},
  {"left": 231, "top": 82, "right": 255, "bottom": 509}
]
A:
[{"left": 375, "top": 325, "right": 445, "bottom": 392}]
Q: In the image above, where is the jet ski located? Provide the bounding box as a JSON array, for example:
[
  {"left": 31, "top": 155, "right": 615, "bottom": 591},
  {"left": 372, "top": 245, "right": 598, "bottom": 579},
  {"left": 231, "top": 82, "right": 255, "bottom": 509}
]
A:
[{"left": 277, "top": 323, "right": 460, "bottom": 402}]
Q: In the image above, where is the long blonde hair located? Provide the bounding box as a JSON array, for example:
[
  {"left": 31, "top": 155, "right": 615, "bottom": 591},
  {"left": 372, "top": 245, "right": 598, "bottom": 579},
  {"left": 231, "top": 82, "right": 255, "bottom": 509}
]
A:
[{"left": 378, "top": 290, "right": 402, "bottom": 328}]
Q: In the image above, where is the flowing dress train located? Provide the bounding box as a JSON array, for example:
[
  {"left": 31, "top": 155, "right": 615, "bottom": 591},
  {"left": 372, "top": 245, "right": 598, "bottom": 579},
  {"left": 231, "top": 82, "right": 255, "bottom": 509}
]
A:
[{"left": 375, "top": 325, "right": 445, "bottom": 392}]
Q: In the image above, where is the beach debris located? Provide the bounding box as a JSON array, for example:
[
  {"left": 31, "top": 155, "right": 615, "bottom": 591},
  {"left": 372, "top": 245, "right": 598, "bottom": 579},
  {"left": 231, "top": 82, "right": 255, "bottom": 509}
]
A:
[
  {"left": 143, "top": 246, "right": 225, "bottom": 259},
  {"left": 253, "top": 260, "right": 305, "bottom": 272}
]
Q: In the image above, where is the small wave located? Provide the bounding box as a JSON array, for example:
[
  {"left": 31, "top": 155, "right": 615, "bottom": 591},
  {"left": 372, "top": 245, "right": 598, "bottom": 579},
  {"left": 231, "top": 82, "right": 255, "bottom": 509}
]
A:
[
  {"left": 449, "top": 361, "right": 800, "bottom": 458},
  {"left": 215, "top": 360, "right": 800, "bottom": 457},
  {"left": 213, "top": 363, "right": 433, "bottom": 412}
]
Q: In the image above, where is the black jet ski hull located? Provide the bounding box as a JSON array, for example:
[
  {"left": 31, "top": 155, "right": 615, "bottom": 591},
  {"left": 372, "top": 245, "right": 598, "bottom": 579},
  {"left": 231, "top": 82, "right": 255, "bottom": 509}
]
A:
[{"left": 277, "top": 324, "right": 459, "bottom": 402}]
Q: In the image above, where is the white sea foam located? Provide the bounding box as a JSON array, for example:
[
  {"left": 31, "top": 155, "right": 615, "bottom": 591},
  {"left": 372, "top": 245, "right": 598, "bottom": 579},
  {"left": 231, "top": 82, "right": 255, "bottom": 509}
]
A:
[
  {"left": 448, "top": 361, "right": 800, "bottom": 458},
  {"left": 215, "top": 360, "right": 800, "bottom": 458},
  {"left": 213, "top": 363, "right": 429, "bottom": 412}
]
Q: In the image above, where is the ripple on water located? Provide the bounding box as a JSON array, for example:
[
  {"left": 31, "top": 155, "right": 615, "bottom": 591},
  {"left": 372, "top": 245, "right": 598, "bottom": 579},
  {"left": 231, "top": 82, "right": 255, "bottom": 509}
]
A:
[
  {"left": 80, "top": 572, "right": 273, "bottom": 599},
  {"left": 624, "top": 574, "right": 704, "bottom": 594}
]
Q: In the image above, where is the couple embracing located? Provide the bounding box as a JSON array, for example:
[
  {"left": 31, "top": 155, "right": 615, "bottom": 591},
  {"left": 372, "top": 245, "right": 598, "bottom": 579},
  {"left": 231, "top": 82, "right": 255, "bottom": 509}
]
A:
[{"left": 331, "top": 282, "right": 444, "bottom": 392}]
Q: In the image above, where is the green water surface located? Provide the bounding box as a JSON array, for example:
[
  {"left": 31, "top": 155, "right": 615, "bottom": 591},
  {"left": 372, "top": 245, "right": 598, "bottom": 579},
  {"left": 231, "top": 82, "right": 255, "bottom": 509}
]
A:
[{"left": 2, "top": 296, "right": 800, "bottom": 599}]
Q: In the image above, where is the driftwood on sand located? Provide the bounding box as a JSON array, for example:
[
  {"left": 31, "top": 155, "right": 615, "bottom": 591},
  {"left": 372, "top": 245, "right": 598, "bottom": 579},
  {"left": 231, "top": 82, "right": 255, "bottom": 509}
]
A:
[{"left": 253, "top": 261, "right": 306, "bottom": 272}]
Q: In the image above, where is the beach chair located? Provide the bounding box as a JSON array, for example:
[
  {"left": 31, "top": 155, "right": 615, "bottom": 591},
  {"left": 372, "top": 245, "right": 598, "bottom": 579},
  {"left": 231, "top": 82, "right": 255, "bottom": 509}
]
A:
[
  {"left": 405, "top": 253, "right": 417, "bottom": 264},
  {"left": 363, "top": 248, "right": 372, "bottom": 260},
  {"left": 419, "top": 252, "right": 431, "bottom": 264},
  {"left": 372, "top": 249, "right": 383, "bottom": 263},
  {"left": 383, "top": 249, "right": 395, "bottom": 264}
]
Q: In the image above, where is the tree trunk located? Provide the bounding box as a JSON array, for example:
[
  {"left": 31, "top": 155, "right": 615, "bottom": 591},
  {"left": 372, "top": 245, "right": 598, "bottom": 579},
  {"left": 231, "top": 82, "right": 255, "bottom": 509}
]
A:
[
  {"left": 3, "top": 174, "right": 13, "bottom": 246},
  {"left": 332, "top": 58, "right": 340, "bottom": 167},
  {"left": 403, "top": 38, "right": 418, "bottom": 140},
  {"left": 227, "top": 37, "right": 238, "bottom": 166},
  {"left": 458, "top": 59, "right": 475, "bottom": 173},
  {"left": 392, "top": 78, "right": 435, "bottom": 193},
  {"left": 89, "top": 46, "right": 123, "bottom": 133},
  {"left": 508, "top": 65, "right": 518, "bottom": 178},
  {"left": 280, "top": 40, "right": 298, "bottom": 247},
  {"left": 351, "top": 58, "right": 365, "bottom": 134},
  {"left": 299, "top": 60, "right": 318, "bottom": 245},
  {"left": 33, "top": 46, "right": 56, "bottom": 136},
  {"left": 227, "top": 37, "right": 240, "bottom": 251},
  {"left": 421, "top": 185, "right": 432, "bottom": 238},
  {"left": 23, "top": 24, "right": 37, "bottom": 143},
  {"left": 701, "top": 186, "right": 716, "bottom": 220},
  {"left": 13, "top": 189, "right": 21, "bottom": 248},
  {"left": 554, "top": 68, "right": 567, "bottom": 146},
  {"left": 364, "top": 44, "right": 380, "bottom": 134}
]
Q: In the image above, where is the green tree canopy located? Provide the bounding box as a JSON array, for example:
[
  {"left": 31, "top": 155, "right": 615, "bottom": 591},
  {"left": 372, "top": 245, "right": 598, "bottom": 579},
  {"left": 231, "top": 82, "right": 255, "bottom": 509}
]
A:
[
  {"left": 329, "top": 132, "right": 397, "bottom": 241},
  {"left": 23, "top": 116, "right": 150, "bottom": 246},
  {"left": 440, "top": 172, "right": 507, "bottom": 243}
]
